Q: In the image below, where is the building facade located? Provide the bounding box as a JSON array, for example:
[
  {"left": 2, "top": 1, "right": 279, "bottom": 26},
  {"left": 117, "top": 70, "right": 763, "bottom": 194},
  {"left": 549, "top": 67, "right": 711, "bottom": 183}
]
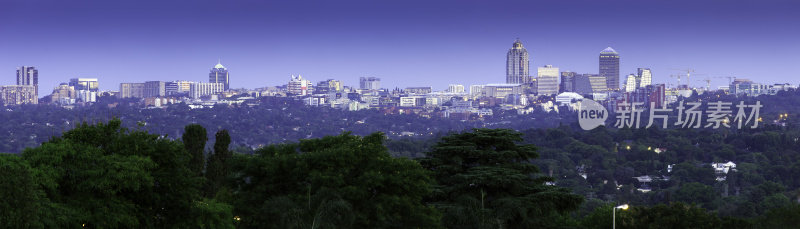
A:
[
  {"left": 638, "top": 68, "right": 652, "bottom": 88},
  {"left": 560, "top": 71, "right": 576, "bottom": 93},
  {"left": 69, "top": 78, "right": 99, "bottom": 102},
  {"left": 144, "top": 81, "right": 166, "bottom": 98},
  {"left": 599, "top": 47, "right": 620, "bottom": 91},
  {"left": 315, "top": 79, "right": 342, "bottom": 94},
  {"left": 288, "top": 75, "right": 313, "bottom": 96},
  {"left": 209, "top": 61, "right": 229, "bottom": 90},
  {"left": 405, "top": 87, "right": 432, "bottom": 94},
  {"left": 17, "top": 66, "right": 38, "bottom": 97},
  {"left": 0, "top": 85, "right": 37, "bottom": 105},
  {"left": 119, "top": 83, "right": 145, "bottom": 98},
  {"left": 483, "top": 84, "right": 522, "bottom": 98},
  {"left": 49, "top": 83, "right": 76, "bottom": 104},
  {"left": 165, "top": 80, "right": 193, "bottom": 96},
  {"left": 189, "top": 82, "right": 226, "bottom": 99},
  {"left": 359, "top": 77, "right": 381, "bottom": 90},
  {"left": 624, "top": 74, "right": 637, "bottom": 92},
  {"left": 448, "top": 84, "right": 465, "bottom": 93},
  {"left": 506, "top": 39, "right": 530, "bottom": 84},
  {"left": 573, "top": 74, "right": 607, "bottom": 95},
  {"left": 69, "top": 78, "right": 99, "bottom": 92},
  {"left": 536, "top": 65, "right": 559, "bottom": 96}
]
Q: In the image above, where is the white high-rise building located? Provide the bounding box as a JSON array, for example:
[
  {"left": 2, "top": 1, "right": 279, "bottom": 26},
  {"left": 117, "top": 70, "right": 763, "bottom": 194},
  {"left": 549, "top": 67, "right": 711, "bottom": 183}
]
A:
[
  {"left": 288, "top": 75, "right": 313, "bottom": 96},
  {"left": 189, "top": 82, "right": 225, "bottom": 99},
  {"left": 536, "top": 65, "right": 559, "bottom": 96},
  {"left": 624, "top": 74, "right": 637, "bottom": 92},
  {"left": 506, "top": 39, "right": 530, "bottom": 84},
  {"left": 448, "top": 84, "right": 465, "bottom": 93},
  {"left": 638, "top": 68, "right": 652, "bottom": 87}
]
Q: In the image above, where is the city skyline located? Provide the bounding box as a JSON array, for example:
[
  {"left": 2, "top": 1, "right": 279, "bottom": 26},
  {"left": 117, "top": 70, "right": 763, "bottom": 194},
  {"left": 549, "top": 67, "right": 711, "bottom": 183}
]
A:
[{"left": 2, "top": 0, "right": 799, "bottom": 96}]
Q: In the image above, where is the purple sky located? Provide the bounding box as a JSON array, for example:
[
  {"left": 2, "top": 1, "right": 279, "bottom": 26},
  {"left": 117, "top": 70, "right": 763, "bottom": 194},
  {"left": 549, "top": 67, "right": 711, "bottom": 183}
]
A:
[{"left": 2, "top": 0, "right": 799, "bottom": 97}]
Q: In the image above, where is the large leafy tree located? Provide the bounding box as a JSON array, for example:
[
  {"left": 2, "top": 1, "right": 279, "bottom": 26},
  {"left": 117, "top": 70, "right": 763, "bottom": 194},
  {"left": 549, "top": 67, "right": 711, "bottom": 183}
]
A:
[
  {"left": 184, "top": 124, "right": 208, "bottom": 176},
  {"left": 206, "top": 129, "right": 232, "bottom": 198},
  {"left": 420, "top": 128, "right": 583, "bottom": 229},
  {"left": 231, "top": 132, "right": 442, "bottom": 229}
]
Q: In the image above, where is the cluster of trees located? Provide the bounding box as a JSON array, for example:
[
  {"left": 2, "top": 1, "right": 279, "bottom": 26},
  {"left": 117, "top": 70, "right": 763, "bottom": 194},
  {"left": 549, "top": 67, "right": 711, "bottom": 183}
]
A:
[
  {"left": 0, "top": 120, "right": 233, "bottom": 228},
  {"left": 1, "top": 121, "right": 584, "bottom": 228}
]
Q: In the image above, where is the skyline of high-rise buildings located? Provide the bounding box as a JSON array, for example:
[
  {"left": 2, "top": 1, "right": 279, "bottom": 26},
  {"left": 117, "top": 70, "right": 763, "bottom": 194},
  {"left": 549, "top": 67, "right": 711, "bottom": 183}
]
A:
[
  {"left": 506, "top": 39, "right": 530, "bottom": 84},
  {"left": 3, "top": 39, "right": 792, "bottom": 108}
]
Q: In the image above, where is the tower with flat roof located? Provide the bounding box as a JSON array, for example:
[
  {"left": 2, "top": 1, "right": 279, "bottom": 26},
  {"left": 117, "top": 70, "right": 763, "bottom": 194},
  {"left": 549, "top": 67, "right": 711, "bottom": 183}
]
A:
[{"left": 599, "top": 47, "right": 620, "bottom": 91}]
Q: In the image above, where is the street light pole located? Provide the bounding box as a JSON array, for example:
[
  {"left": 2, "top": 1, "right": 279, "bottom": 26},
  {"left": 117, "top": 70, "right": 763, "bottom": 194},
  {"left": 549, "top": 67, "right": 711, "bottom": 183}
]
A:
[{"left": 613, "top": 204, "right": 629, "bottom": 229}]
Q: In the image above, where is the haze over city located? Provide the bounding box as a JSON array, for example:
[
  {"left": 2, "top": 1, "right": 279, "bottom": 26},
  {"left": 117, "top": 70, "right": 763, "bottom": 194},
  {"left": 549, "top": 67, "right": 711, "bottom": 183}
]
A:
[{"left": 2, "top": 0, "right": 799, "bottom": 96}]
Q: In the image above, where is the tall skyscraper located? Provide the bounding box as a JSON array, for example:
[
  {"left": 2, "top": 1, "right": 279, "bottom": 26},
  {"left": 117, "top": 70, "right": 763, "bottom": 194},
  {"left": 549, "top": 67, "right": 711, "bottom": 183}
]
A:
[
  {"left": 536, "top": 65, "right": 559, "bottom": 96},
  {"left": 16, "top": 66, "right": 38, "bottom": 97},
  {"left": 506, "top": 39, "right": 530, "bottom": 84},
  {"left": 209, "top": 61, "right": 229, "bottom": 90},
  {"left": 599, "top": 47, "right": 620, "bottom": 91}
]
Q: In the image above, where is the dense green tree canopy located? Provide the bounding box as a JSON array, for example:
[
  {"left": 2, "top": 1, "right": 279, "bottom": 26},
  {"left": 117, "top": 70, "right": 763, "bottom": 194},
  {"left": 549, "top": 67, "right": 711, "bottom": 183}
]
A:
[
  {"left": 231, "top": 132, "right": 441, "bottom": 229},
  {"left": 421, "top": 128, "right": 584, "bottom": 229}
]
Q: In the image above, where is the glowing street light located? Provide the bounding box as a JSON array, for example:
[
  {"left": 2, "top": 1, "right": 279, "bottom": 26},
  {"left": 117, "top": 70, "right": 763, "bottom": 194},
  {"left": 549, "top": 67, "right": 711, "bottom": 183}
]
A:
[{"left": 613, "top": 204, "right": 629, "bottom": 229}]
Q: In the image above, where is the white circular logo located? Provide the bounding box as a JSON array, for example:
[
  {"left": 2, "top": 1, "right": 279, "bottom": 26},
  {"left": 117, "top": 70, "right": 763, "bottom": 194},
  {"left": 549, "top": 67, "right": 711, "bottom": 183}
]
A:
[{"left": 578, "top": 98, "right": 608, "bottom": 130}]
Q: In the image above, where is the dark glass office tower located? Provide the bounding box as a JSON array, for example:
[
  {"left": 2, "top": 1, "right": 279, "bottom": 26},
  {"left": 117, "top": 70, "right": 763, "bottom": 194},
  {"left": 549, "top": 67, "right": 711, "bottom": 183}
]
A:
[
  {"left": 599, "top": 47, "right": 620, "bottom": 91},
  {"left": 209, "top": 61, "right": 229, "bottom": 90}
]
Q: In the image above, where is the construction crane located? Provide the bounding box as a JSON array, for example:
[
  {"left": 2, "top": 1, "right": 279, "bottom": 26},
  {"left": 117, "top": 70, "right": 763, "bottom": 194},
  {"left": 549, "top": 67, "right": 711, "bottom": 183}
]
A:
[
  {"left": 672, "top": 68, "right": 696, "bottom": 88},
  {"left": 700, "top": 78, "right": 712, "bottom": 91}
]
